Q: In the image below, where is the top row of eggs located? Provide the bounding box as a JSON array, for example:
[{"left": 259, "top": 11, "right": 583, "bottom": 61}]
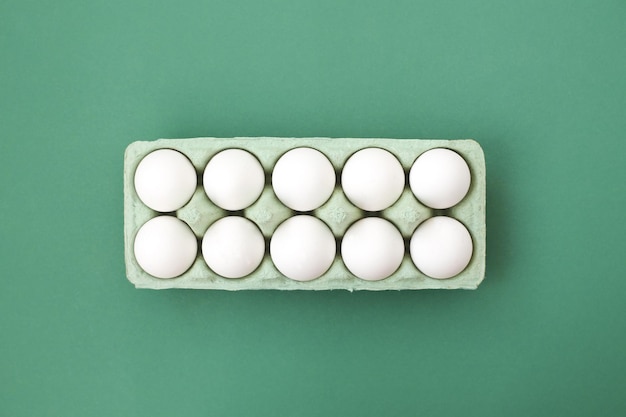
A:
[{"left": 134, "top": 147, "right": 471, "bottom": 213}]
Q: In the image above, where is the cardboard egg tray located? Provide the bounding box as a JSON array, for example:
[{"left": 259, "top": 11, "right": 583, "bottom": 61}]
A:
[{"left": 124, "top": 137, "right": 486, "bottom": 290}]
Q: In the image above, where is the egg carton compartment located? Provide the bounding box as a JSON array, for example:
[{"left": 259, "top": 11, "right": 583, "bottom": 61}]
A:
[{"left": 124, "top": 137, "right": 486, "bottom": 290}]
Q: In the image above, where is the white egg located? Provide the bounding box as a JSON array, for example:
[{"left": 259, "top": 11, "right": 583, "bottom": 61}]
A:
[
  {"left": 341, "top": 148, "right": 405, "bottom": 211},
  {"left": 409, "top": 148, "right": 471, "bottom": 209},
  {"left": 270, "top": 215, "right": 336, "bottom": 281},
  {"left": 134, "top": 149, "right": 197, "bottom": 212},
  {"left": 410, "top": 216, "right": 473, "bottom": 279},
  {"left": 272, "top": 147, "right": 336, "bottom": 211},
  {"left": 203, "top": 149, "right": 265, "bottom": 211},
  {"left": 341, "top": 217, "right": 405, "bottom": 281},
  {"left": 134, "top": 216, "right": 198, "bottom": 279},
  {"left": 201, "top": 216, "right": 265, "bottom": 279}
]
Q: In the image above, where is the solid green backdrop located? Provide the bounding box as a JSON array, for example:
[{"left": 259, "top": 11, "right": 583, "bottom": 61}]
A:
[{"left": 1, "top": 0, "right": 625, "bottom": 416}]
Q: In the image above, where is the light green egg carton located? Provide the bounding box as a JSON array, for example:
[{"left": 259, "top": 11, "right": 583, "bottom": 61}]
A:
[{"left": 124, "top": 137, "right": 486, "bottom": 290}]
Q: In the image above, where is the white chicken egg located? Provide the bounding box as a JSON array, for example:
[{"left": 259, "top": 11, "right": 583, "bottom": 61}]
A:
[
  {"left": 203, "top": 149, "right": 265, "bottom": 211},
  {"left": 409, "top": 148, "right": 471, "bottom": 209},
  {"left": 341, "top": 148, "right": 405, "bottom": 211},
  {"left": 133, "top": 216, "right": 198, "bottom": 279},
  {"left": 410, "top": 216, "right": 473, "bottom": 279},
  {"left": 270, "top": 215, "right": 336, "bottom": 281},
  {"left": 201, "top": 216, "right": 265, "bottom": 279},
  {"left": 271, "top": 147, "right": 336, "bottom": 211},
  {"left": 134, "top": 149, "right": 197, "bottom": 212},
  {"left": 341, "top": 217, "right": 405, "bottom": 281}
]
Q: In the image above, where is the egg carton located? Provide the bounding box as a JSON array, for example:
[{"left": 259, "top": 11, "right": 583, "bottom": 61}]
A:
[{"left": 123, "top": 137, "right": 486, "bottom": 290}]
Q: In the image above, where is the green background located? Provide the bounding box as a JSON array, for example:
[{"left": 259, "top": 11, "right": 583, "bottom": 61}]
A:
[{"left": 1, "top": 0, "right": 625, "bottom": 416}]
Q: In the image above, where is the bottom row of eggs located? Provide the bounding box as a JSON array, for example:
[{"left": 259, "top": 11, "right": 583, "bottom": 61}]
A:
[{"left": 133, "top": 215, "right": 473, "bottom": 282}]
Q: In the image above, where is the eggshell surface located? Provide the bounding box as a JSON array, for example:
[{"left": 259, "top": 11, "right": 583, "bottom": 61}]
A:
[
  {"left": 133, "top": 216, "right": 198, "bottom": 279},
  {"left": 410, "top": 216, "right": 473, "bottom": 279},
  {"left": 409, "top": 148, "right": 471, "bottom": 209},
  {"left": 203, "top": 149, "right": 265, "bottom": 211},
  {"left": 202, "top": 216, "right": 265, "bottom": 278},
  {"left": 341, "top": 148, "right": 405, "bottom": 211},
  {"left": 134, "top": 149, "right": 197, "bottom": 212},
  {"left": 341, "top": 217, "right": 405, "bottom": 281},
  {"left": 272, "top": 147, "right": 336, "bottom": 211},
  {"left": 270, "top": 215, "right": 336, "bottom": 281}
]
